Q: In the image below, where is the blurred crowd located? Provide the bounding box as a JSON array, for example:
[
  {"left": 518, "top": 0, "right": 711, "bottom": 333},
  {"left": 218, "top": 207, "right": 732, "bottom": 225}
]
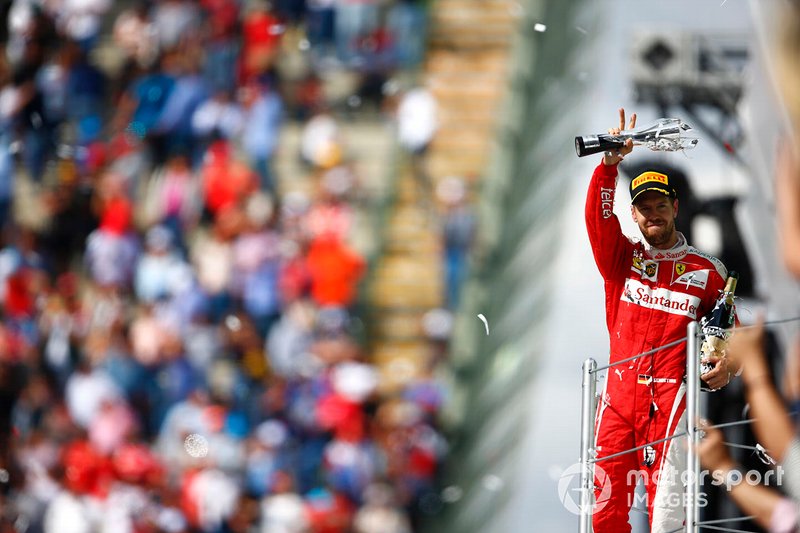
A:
[{"left": 0, "top": 1, "right": 456, "bottom": 533}]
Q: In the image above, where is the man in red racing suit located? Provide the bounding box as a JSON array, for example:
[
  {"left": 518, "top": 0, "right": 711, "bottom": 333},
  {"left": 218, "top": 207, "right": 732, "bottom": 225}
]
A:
[{"left": 586, "top": 110, "right": 734, "bottom": 533}]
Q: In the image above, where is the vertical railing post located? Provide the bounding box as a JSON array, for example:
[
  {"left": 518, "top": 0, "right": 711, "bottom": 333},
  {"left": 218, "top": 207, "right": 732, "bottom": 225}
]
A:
[
  {"left": 685, "top": 322, "right": 701, "bottom": 533},
  {"left": 580, "top": 358, "right": 598, "bottom": 533}
]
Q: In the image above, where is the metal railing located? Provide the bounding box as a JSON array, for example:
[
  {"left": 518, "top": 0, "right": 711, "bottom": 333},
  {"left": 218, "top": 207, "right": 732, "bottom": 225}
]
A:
[{"left": 575, "top": 318, "right": 800, "bottom": 533}]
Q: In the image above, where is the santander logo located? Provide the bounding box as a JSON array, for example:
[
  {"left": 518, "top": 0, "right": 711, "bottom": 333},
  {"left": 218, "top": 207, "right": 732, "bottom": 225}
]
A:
[{"left": 622, "top": 279, "right": 700, "bottom": 319}]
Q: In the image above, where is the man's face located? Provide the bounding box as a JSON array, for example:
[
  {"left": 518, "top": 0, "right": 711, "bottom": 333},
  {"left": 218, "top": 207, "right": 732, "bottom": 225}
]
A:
[{"left": 631, "top": 192, "right": 679, "bottom": 248}]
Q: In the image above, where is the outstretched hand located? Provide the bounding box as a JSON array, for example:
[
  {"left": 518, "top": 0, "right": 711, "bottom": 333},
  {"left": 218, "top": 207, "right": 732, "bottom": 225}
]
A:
[
  {"left": 695, "top": 418, "right": 736, "bottom": 473},
  {"left": 726, "top": 316, "right": 769, "bottom": 386},
  {"left": 700, "top": 355, "right": 732, "bottom": 391},
  {"left": 603, "top": 108, "right": 637, "bottom": 166}
]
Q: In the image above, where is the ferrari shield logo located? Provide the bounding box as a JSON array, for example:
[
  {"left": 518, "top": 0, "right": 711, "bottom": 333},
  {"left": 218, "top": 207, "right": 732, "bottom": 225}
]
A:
[
  {"left": 675, "top": 263, "right": 686, "bottom": 276},
  {"left": 645, "top": 262, "right": 657, "bottom": 278}
]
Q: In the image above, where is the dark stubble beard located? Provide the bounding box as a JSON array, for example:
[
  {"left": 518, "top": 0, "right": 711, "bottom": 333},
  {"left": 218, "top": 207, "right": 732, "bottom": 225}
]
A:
[{"left": 642, "top": 218, "right": 677, "bottom": 248}]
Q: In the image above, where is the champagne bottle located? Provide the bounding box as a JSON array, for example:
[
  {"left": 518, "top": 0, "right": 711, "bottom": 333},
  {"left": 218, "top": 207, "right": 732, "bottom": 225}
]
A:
[{"left": 699, "top": 271, "right": 738, "bottom": 385}]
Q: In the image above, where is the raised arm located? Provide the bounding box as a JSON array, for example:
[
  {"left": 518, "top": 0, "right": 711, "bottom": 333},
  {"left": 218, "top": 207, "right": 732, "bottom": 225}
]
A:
[
  {"left": 584, "top": 109, "right": 638, "bottom": 280},
  {"left": 726, "top": 320, "right": 795, "bottom": 463},
  {"left": 697, "top": 422, "right": 795, "bottom": 531}
]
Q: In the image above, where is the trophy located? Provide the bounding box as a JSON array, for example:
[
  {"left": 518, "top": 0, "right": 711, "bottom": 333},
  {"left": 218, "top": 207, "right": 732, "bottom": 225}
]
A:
[{"left": 575, "top": 118, "right": 699, "bottom": 157}]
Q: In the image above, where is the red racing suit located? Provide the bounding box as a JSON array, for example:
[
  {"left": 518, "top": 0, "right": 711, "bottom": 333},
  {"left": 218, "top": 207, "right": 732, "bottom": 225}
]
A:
[{"left": 585, "top": 162, "right": 728, "bottom": 533}]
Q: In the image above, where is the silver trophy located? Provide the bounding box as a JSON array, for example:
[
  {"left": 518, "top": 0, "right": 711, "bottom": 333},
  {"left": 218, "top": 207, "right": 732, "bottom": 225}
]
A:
[{"left": 575, "top": 118, "right": 699, "bottom": 157}]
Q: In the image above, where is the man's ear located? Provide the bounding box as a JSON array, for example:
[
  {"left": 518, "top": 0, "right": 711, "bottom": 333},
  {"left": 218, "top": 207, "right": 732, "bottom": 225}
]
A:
[
  {"left": 673, "top": 198, "right": 679, "bottom": 218},
  {"left": 630, "top": 204, "right": 637, "bottom": 222}
]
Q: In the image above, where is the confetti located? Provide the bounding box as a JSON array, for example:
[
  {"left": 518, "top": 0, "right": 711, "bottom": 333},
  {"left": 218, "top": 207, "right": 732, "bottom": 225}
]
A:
[
  {"left": 184, "top": 434, "right": 209, "bottom": 458},
  {"left": 482, "top": 474, "right": 504, "bottom": 492},
  {"left": 534, "top": 23, "right": 547, "bottom": 33},
  {"left": 225, "top": 315, "right": 242, "bottom": 331},
  {"left": 575, "top": 26, "right": 588, "bottom": 35},
  {"left": 441, "top": 485, "right": 463, "bottom": 503},
  {"left": 477, "top": 313, "right": 490, "bottom": 335}
]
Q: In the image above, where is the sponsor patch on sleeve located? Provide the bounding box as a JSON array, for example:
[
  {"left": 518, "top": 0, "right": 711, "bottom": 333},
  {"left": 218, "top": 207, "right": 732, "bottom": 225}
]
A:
[{"left": 600, "top": 187, "right": 615, "bottom": 219}]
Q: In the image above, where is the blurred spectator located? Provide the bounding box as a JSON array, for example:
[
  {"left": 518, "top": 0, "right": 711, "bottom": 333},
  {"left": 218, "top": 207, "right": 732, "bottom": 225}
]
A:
[
  {"left": 437, "top": 176, "right": 475, "bottom": 309},
  {"left": 267, "top": 300, "right": 316, "bottom": 379},
  {"left": 240, "top": 1, "right": 284, "bottom": 86},
  {"left": 241, "top": 82, "right": 285, "bottom": 193},
  {"left": 114, "top": 53, "right": 177, "bottom": 151},
  {"left": 696, "top": 5, "right": 800, "bottom": 530},
  {"left": 152, "top": 0, "right": 201, "bottom": 52},
  {"left": 134, "top": 225, "right": 188, "bottom": 303},
  {"left": 697, "top": 318, "right": 800, "bottom": 532},
  {"left": 307, "top": 0, "right": 336, "bottom": 64},
  {"left": 259, "top": 470, "right": 309, "bottom": 533},
  {"left": 304, "top": 486, "right": 355, "bottom": 533},
  {"left": 386, "top": 0, "right": 427, "bottom": 68},
  {"left": 306, "top": 166, "right": 356, "bottom": 241},
  {"left": 113, "top": 1, "right": 159, "bottom": 71},
  {"left": 306, "top": 235, "right": 365, "bottom": 308},
  {"left": 0, "top": 130, "right": 15, "bottom": 231},
  {"left": 181, "top": 465, "right": 241, "bottom": 531},
  {"left": 201, "top": 0, "right": 241, "bottom": 94},
  {"left": 335, "top": 0, "right": 379, "bottom": 66},
  {"left": 396, "top": 85, "right": 436, "bottom": 203},
  {"left": 153, "top": 50, "right": 210, "bottom": 161},
  {"left": 354, "top": 483, "right": 412, "bottom": 533},
  {"left": 192, "top": 89, "right": 245, "bottom": 147},
  {"left": 65, "top": 359, "right": 123, "bottom": 430},
  {"left": 85, "top": 196, "right": 140, "bottom": 289},
  {"left": 200, "top": 141, "right": 256, "bottom": 216},
  {"left": 301, "top": 108, "right": 343, "bottom": 170},
  {"left": 234, "top": 194, "right": 283, "bottom": 336},
  {"left": 139, "top": 153, "right": 201, "bottom": 245},
  {"left": 56, "top": 0, "right": 111, "bottom": 52}
]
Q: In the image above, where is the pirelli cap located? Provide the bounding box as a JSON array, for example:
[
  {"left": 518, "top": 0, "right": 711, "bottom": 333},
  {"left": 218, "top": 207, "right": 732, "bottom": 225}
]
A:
[{"left": 630, "top": 171, "right": 677, "bottom": 204}]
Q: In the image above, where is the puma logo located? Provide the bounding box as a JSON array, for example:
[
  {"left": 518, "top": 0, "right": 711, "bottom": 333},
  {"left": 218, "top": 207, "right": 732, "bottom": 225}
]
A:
[{"left": 615, "top": 368, "right": 624, "bottom": 381}]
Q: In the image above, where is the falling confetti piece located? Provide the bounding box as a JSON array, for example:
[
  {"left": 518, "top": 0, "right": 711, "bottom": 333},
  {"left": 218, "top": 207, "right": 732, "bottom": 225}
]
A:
[
  {"left": 184, "top": 434, "right": 209, "bottom": 458},
  {"left": 441, "top": 485, "right": 464, "bottom": 503},
  {"left": 534, "top": 23, "right": 547, "bottom": 33},
  {"left": 482, "top": 474, "right": 504, "bottom": 492},
  {"left": 575, "top": 26, "right": 587, "bottom": 35},
  {"left": 477, "top": 314, "right": 489, "bottom": 335},
  {"left": 225, "top": 315, "right": 242, "bottom": 331}
]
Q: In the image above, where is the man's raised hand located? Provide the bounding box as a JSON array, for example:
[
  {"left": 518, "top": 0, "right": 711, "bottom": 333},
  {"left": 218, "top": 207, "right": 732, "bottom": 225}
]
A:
[{"left": 602, "top": 108, "right": 637, "bottom": 166}]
